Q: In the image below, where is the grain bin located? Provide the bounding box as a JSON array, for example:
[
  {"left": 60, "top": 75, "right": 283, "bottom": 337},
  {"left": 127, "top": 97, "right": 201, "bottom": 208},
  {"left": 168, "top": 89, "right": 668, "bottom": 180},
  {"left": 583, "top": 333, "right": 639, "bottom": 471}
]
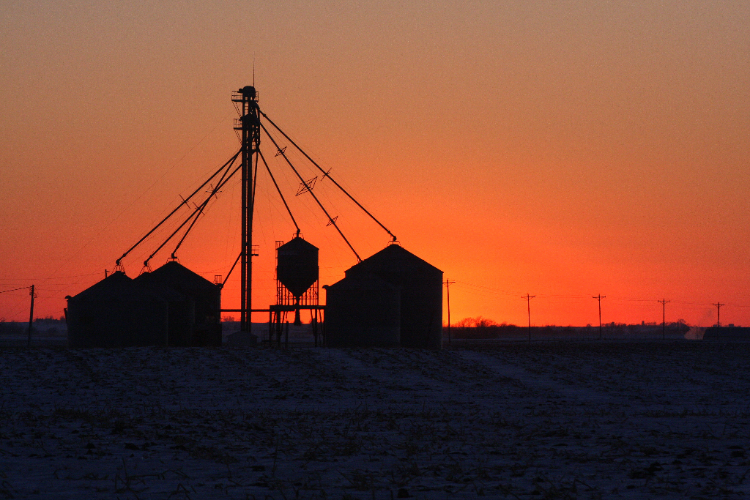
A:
[
  {"left": 66, "top": 271, "right": 169, "bottom": 347},
  {"left": 324, "top": 274, "right": 400, "bottom": 347},
  {"left": 142, "top": 261, "right": 222, "bottom": 346},
  {"left": 276, "top": 237, "right": 319, "bottom": 298},
  {"left": 135, "top": 271, "right": 193, "bottom": 346},
  {"left": 344, "top": 245, "right": 443, "bottom": 349},
  {"left": 276, "top": 236, "right": 319, "bottom": 325}
]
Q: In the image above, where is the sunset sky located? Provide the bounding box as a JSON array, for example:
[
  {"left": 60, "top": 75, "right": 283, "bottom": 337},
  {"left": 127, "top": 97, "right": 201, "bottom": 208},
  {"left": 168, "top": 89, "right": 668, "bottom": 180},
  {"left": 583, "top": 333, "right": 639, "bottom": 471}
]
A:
[{"left": 2, "top": 1, "right": 749, "bottom": 327}]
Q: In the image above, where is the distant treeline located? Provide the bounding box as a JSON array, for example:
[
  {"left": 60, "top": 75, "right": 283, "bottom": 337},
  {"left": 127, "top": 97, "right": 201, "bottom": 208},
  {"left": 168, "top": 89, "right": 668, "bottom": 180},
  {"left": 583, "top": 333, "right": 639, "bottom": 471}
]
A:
[
  {"left": 0, "top": 316, "right": 66, "bottom": 336},
  {"left": 447, "top": 317, "right": 691, "bottom": 339}
]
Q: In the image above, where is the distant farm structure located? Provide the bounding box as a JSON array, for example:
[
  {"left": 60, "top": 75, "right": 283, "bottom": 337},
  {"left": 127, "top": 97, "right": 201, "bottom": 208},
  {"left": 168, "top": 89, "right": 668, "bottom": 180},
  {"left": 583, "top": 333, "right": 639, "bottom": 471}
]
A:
[{"left": 63, "top": 85, "right": 442, "bottom": 348}]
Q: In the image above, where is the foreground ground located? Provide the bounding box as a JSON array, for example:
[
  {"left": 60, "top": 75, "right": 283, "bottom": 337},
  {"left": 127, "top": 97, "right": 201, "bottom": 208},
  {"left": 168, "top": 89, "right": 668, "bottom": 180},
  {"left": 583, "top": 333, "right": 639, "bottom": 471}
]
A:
[{"left": 1, "top": 341, "right": 749, "bottom": 499}]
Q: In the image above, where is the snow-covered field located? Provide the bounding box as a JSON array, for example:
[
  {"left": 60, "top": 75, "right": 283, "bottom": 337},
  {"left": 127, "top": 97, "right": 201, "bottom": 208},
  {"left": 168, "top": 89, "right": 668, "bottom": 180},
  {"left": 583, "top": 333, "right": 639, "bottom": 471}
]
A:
[{"left": 2, "top": 341, "right": 749, "bottom": 499}]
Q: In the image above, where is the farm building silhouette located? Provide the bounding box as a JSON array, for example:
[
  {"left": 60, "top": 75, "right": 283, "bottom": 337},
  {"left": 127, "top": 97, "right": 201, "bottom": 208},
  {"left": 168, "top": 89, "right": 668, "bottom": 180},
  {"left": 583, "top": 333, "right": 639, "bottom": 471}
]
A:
[
  {"left": 136, "top": 261, "right": 222, "bottom": 346},
  {"left": 66, "top": 262, "right": 221, "bottom": 347},
  {"left": 325, "top": 244, "right": 443, "bottom": 349},
  {"left": 66, "top": 246, "right": 441, "bottom": 349}
]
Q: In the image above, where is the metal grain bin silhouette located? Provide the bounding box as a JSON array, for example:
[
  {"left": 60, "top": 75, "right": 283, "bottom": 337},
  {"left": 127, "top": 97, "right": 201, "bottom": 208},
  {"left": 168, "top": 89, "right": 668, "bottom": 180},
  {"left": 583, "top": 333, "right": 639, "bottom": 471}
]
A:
[
  {"left": 276, "top": 236, "right": 319, "bottom": 298},
  {"left": 331, "top": 245, "right": 443, "bottom": 349},
  {"left": 66, "top": 271, "right": 169, "bottom": 347},
  {"left": 135, "top": 271, "right": 193, "bottom": 346},
  {"left": 142, "top": 261, "right": 222, "bottom": 346},
  {"left": 324, "top": 274, "right": 400, "bottom": 347}
]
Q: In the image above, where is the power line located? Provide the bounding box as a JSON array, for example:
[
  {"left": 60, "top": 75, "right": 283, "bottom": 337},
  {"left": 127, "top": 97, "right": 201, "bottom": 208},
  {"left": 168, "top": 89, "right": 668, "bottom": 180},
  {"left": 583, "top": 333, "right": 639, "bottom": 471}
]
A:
[
  {"left": 453, "top": 281, "right": 517, "bottom": 296},
  {"left": 0, "top": 286, "right": 30, "bottom": 295},
  {"left": 0, "top": 272, "right": 101, "bottom": 283}
]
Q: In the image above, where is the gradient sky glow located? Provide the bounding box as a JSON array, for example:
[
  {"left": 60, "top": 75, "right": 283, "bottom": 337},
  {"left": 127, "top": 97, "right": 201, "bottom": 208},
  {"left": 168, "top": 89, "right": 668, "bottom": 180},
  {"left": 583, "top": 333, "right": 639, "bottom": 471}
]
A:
[{"left": 2, "top": 1, "right": 749, "bottom": 326}]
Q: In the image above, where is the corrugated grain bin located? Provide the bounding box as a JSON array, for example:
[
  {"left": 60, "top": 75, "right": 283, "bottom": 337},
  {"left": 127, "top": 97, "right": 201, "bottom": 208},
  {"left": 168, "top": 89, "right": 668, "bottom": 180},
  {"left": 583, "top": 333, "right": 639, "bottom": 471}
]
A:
[
  {"left": 276, "top": 236, "right": 319, "bottom": 298},
  {"left": 135, "top": 272, "right": 194, "bottom": 346},
  {"left": 344, "top": 245, "right": 443, "bottom": 349},
  {"left": 145, "top": 262, "right": 222, "bottom": 346},
  {"left": 324, "top": 274, "right": 400, "bottom": 347},
  {"left": 66, "top": 271, "right": 169, "bottom": 347}
]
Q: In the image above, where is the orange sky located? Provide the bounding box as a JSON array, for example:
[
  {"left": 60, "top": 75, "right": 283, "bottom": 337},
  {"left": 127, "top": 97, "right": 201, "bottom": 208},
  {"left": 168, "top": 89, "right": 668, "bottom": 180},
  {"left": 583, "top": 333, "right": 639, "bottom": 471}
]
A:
[{"left": 2, "top": 1, "right": 749, "bottom": 326}]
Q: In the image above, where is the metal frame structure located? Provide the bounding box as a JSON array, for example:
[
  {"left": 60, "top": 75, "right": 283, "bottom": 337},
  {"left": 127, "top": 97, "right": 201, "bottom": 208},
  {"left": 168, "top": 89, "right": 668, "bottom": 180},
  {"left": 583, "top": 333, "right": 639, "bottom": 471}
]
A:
[
  {"left": 274, "top": 240, "right": 320, "bottom": 310},
  {"left": 268, "top": 305, "right": 325, "bottom": 347},
  {"left": 113, "top": 85, "right": 398, "bottom": 346},
  {"left": 232, "top": 86, "right": 261, "bottom": 333},
  {"left": 270, "top": 240, "right": 323, "bottom": 345}
]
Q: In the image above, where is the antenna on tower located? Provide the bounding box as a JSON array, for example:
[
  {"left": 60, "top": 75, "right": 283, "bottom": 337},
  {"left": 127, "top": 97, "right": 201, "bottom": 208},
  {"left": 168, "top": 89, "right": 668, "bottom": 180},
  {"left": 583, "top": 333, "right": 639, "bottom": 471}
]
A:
[{"left": 252, "top": 54, "right": 255, "bottom": 86}]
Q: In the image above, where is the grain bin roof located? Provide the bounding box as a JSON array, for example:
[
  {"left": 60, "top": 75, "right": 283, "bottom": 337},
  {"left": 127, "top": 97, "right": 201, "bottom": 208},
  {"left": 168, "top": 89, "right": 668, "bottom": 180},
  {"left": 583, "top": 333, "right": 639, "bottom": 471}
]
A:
[
  {"left": 345, "top": 244, "right": 442, "bottom": 277},
  {"left": 69, "top": 271, "right": 165, "bottom": 303},
  {"left": 148, "top": 261, "right": 217, "bottom": 294}
]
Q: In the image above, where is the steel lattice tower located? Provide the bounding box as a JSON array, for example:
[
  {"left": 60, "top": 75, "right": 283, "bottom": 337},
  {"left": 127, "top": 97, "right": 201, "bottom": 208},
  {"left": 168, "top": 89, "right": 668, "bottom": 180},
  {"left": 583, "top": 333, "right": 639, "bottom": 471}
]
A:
[{"left": 233, "top": 86, "right": 260, "bottom": 332}]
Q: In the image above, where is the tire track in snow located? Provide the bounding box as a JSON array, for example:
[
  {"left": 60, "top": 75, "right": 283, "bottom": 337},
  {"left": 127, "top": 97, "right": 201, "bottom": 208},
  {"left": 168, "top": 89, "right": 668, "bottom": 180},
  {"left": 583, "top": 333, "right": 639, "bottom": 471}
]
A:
[{"left": 455, "top": 350, "right": 614, "bottom": 407}]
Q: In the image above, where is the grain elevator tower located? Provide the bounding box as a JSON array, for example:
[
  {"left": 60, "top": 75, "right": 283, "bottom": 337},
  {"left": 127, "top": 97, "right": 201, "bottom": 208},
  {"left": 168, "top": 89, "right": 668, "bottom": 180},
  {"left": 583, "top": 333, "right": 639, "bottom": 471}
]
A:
[{"left": 233, "top": 86, "right": 260, "bottom": 332}]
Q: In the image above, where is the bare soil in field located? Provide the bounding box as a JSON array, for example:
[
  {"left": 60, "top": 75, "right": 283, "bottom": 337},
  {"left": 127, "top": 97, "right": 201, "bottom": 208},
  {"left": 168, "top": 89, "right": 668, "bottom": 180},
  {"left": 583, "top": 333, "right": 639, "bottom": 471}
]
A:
[{"left": 1, "top": 341, "right": 749, "bottom": 499}]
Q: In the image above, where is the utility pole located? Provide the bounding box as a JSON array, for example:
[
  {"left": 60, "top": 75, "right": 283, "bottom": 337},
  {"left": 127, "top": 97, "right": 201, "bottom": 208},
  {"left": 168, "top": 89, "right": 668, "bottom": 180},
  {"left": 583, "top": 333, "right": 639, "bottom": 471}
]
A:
[
  {"left": 713, "top": 302, "right": 725, "bottom": 327},
  {"left": 522, "top": 294, "right": 535, "bottom": 342},
  {"left": 27, "top": 285, "right": 36, "bottom": 348},
  {"left": 658, "top": 299, "right": 670, "bottom": 340},
  {"left": 445, "top": 280, "right": 455, "bottom": 346},
  {"left": 593, "top": 294, "right": 606, "bottom": 340}
]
